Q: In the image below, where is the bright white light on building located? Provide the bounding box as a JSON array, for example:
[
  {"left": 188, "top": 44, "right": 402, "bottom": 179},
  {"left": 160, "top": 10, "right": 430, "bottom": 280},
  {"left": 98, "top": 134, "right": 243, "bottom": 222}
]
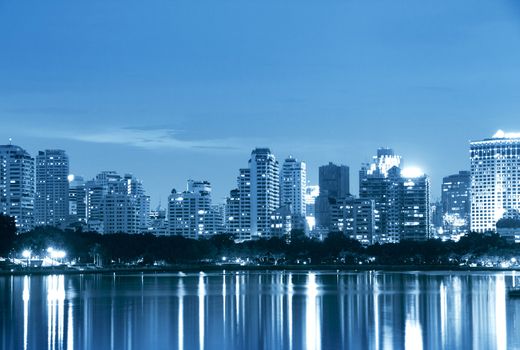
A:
[
  {"left": 67, "top": 174, "right": 75, "bottom": 182},
  {"left": 22, "top": 250, "right": 31, "bottom": 258},
  {"left": 493, "top": 130, "right": 520, "bottom": 139},
  {"left": 401, "top": 167, "right": 424, "bottom": 178},
  {"left": 47, "top": 247, "right": 66, "bottom": 260}
]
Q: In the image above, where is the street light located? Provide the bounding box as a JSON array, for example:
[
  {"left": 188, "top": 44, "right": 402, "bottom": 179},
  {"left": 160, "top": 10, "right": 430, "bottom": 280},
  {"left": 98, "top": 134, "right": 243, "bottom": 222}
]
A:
[
  {"left": 22, "top": 250, "right": 31, "bottom": 267},
  {"left": 47, "top": 247, "right": 67, "bottom": 265}
]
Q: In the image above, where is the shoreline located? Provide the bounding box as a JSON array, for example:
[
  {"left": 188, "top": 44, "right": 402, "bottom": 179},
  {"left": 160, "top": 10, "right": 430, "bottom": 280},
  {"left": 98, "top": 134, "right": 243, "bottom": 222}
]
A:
[{"left": 2, "top": 264, "right": 520, "bottom": 276}]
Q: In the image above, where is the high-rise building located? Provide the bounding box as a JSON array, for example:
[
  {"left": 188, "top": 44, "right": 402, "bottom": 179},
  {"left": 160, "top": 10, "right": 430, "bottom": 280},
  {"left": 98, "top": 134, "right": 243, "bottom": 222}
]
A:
[
  {"left": 304, "top": 185, "right": 319, "bottom": 231},
  {"left": 225, "top": 148, "right": 280, "bottom": 240},
  {"left": 315, "top": 162, "right": 350, "bottom": 230},
  {"left": 206, "top": 204, "right": 225, "bottom": 236},
  {"left": 360, "top": 149, "right": 430, "bottom": 242},
  {"left": 249, "top": 148, "right": 280, "bottom": 238},
  {"left": 225, "top": 169, "right": 252, "bottom": 240},
  {"left": 68, "top": 175, "right": 87, "bottom": 226},
  {"left": 359, "top": 149, "right": 402, "bottom": 243},
  {"left": 85, "top": 171, "right": 120, "bottom": 232},
  {"left": 280, "top": 156, "right": 307, "bottom": 230},
  {"left": 270, "top": 205, "right": 292, "bottom": 238},
  {"left": 85, "top": 171, "right": 149, "bottom": 234},
  {"left": 148, "top": 207, "right": 168, "bottom": 236},
  {"left": 35, "top": 150, "right": 69, "bottom": 227},
  {"left": 401, "top": 169, "right": 430, "bottom": 241},
  {"left": 470, "top": 131, "right": 520, "bottom": 233},
  {"left": 168, "top": 180, "right": 213, "bottom": 239},
  {"left": 0, "top": 144, "right": 35, "bottom": 232},
  {"left": 331, "top": 197, "right": 376, "bottom": 245},
  {"left": 441, "top": 171, "right": 470, "bottom": 238}
]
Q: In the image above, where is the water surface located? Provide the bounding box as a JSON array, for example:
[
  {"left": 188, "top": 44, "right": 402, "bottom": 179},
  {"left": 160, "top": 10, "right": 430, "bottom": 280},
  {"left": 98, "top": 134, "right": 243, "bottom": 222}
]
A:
[{"left": 1, "top": 270, "right": 519, "bottom": 350}]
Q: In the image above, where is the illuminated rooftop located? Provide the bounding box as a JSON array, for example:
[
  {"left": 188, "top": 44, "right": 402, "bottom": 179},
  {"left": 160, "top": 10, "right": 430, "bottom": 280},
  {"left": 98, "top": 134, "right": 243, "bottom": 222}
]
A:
[
  {"left": 492, "top": 130, "right": 520, "bottom": 139},
  {"left": 401, "top": 167, "right": 425, "bottom": 178}
]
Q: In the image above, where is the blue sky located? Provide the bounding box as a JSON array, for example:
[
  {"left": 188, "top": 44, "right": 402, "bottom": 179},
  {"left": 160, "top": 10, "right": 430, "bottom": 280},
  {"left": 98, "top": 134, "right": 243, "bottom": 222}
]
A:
[{"left": 1, "top": 0, "right": 520, "bottom": 205}]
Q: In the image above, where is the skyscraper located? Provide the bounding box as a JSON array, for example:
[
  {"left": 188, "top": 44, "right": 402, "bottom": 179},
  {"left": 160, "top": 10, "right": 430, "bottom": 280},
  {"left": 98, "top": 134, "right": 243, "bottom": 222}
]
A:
[
  {"left": 304, "top": 185, "right": 319, "bottom": 231},
  {"left": 360, "top": 149, "right": 430, "bottom": 242},
  {"left": 470, "top": 131, "right": 520, "bottom": 233},
  {"left": 331, "top": 197, "right": 376, "bottom": 245},
  {"left": 85, "top": 171, "right": 149, "bottom": 234},
  {"left": 35, "top": 150, "right": 69, "bottom": 227},
  {"left": 401, "top": 169, "right": 430, "bottom": 241},
  {"left": 168, "top": 180, "right": 213, "bottom": 239},
  {"left": 315, "top": 162, "right": 350, "bottom": 231},
  {"left": 226, "top": 168, "right": 252, "bottom": 240},
  {"left": 0, "top": 144, "right": 35, "bottom": 232},
  {"left": 68, "top": 175, "right": 87, "bottom": 226},
  {"left": 280, "top": 156, "right": 307, "bottom": 229},
  {"left": 441, "top": 171, "right": 470, "bottom": 238},
  {"left": 249, "top": 148, "right": 280, "bottom": 238},
  {"left": 226, "top": 148, "right": 280, "bottom": 239},
  {"left": 359, "top": 148, "right": 402, "bottom": 243}
]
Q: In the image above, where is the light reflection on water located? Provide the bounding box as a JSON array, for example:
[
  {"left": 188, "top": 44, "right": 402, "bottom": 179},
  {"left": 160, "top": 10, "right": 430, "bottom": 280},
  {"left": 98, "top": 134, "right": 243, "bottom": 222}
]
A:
[{"left": 1, "top": 271, "right": 520, "bottom": 350}]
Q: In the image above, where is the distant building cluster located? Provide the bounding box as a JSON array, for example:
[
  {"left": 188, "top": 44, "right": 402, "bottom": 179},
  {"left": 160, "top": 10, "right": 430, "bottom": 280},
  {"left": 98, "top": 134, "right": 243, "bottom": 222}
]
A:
[{"left": 2, "top": 130, "right": 520, "bottom": 244}]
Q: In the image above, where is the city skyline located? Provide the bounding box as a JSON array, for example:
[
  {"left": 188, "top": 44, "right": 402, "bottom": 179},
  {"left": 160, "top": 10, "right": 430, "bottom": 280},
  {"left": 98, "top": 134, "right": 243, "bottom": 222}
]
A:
[
  {"left": 2, "top": 2, "right": 520, "bottom": 349},
  {"left": 0, "top": 132, "right": 509, "bottom": 208},
  {"left": 2, "top": 0, "right": 520, "bottom": 207}
]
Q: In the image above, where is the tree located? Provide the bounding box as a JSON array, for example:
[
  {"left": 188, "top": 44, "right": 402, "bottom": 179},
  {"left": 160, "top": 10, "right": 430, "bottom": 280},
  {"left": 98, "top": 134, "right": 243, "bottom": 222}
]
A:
[{"left": 0, "top": 214, "right": 17, "bottom": 256}]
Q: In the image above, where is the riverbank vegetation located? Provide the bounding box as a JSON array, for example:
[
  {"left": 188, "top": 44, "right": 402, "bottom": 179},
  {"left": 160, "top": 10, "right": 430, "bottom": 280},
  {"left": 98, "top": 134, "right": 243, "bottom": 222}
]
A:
[{"left": 1, "top": 214, "right": 518, "bottom": 268}]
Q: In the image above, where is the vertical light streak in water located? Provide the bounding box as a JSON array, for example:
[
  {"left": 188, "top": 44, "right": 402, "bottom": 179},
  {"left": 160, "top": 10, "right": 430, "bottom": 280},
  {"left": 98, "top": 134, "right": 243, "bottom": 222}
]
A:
[
  {"left": 178, "top": 278, "right": 185, "bottom": 350},
  {"left": 404, "top": 276, "right": 423, "bottom": 350},
  {"left": 223, "top": 271, "right": 226, "bottom": 328},
  {"left": 48, "top": 278, "right": 52, "bottom": 350},
  {"left": 496, "top": 275, "right": 507, "bottom": 350},
  {"left": 111, "top": 274, "right": 115, "bottom": 350},
  {"left": 23, "top": 276, "right": 30, "bottom": 350},
  {"left": 287, "top": 273, "right": 294, "bottom": 350},
  {"left": 47, "top": 275, "right": 65, "bottom": 350},
  {"left": 440, "top": 282, "right": 447, "bottom": 348},
  {"left": 372, "top": 272, "right": 380, "bottom": 350},
  {"left": 198, "top": 273, "right": 205, "bottom": 350},
  {"left": 453, "top": 276, "right": 462, "bottom": 346},
  {"left": 278, "top": 273, "right": 284, "bottom": 347},
  {"left": 235, "top": 273, "right": 240, "bottom": 326},
  {"left": 58, "top": 277, "right": 64, "bottom": 348},
  {"left": 338, "top": 274, "right": 345, "bottom": 348},
  {"left": 67, "top": 300, "right": 73, "bottom": 350},
  {"left": 306, "top": 272, "right": 321, "bottom": 350}
]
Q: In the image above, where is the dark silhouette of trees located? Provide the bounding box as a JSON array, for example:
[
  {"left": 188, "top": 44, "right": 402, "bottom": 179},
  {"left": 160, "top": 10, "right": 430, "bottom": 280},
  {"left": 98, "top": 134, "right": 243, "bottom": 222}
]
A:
[
  {"left": 0, "top": 214, "right": 16, "bottom": 256},
  {"left": 5, "top": 226, "right": 520, "bottom": 266}
]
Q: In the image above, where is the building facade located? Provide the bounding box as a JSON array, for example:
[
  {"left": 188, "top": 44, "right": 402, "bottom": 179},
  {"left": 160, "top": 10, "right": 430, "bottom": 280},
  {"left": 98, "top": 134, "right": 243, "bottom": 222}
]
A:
[
  {"left": 359, "top": 148, "right": 402, "bottom": 243},
  {"left": 280, "top": 156, "right": 307, "bottom": 230},
  {"left": 0, "top": 144, "right": 35, "bottom": 232},
  {"left": 68, "top": 175, "right": 87, "bottom": 226},
  {"left": 360, "top": 149, "right": 430, "bottom": 242},
  {"left": 315, "top": 162, "right": 350, "bottom": 231},
  {"left": 470, "top": 131, "right": 520, "bottom": 233},
  {"left": 225, "top": 168, "right": 252, "bottom": 240},
  {"left": 35, "top": 150, "right": 69, "bottom": 228},
  {"left": 85, "top": 171, "right": 149, "bottom": 234},
  {"left": 441, "top": 171, "right": 470, "bottom": 238},
  {"left": 250, "top": 148, "right": 280, "bottom": 237},
  {"left": 331, "top": 197, "right": 376, "bottom": 245},
  {"left": 401, "top": 171, "right": 430, "bottom": 241},
  {"left": 168, "top": 180, "right": 220, "bottom": 239}
]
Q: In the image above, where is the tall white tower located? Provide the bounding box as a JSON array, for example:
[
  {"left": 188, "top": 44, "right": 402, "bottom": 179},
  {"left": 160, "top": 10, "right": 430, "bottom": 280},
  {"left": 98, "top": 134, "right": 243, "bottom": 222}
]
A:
[
  {"left": 280, "top": 156, "right": 307, "bottom": 227},
  {"left": 35, "top": 150, "right": 69, "bottom": 227},
  {"left": 0, "top": 144, "right": 35, "bottom": 232},
  {"left": 249, "top": 148, "right": 279, "bottom": 237},
  {"left": 470, "top": 131, "right": 520, "bottom": 232}
]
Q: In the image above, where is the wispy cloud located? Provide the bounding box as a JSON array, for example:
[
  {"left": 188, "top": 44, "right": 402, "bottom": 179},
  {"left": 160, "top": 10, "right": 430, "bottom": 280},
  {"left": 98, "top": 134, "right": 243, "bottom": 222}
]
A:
[{"left": 30, "top": 126, "right": 247, "bottom": 152}]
